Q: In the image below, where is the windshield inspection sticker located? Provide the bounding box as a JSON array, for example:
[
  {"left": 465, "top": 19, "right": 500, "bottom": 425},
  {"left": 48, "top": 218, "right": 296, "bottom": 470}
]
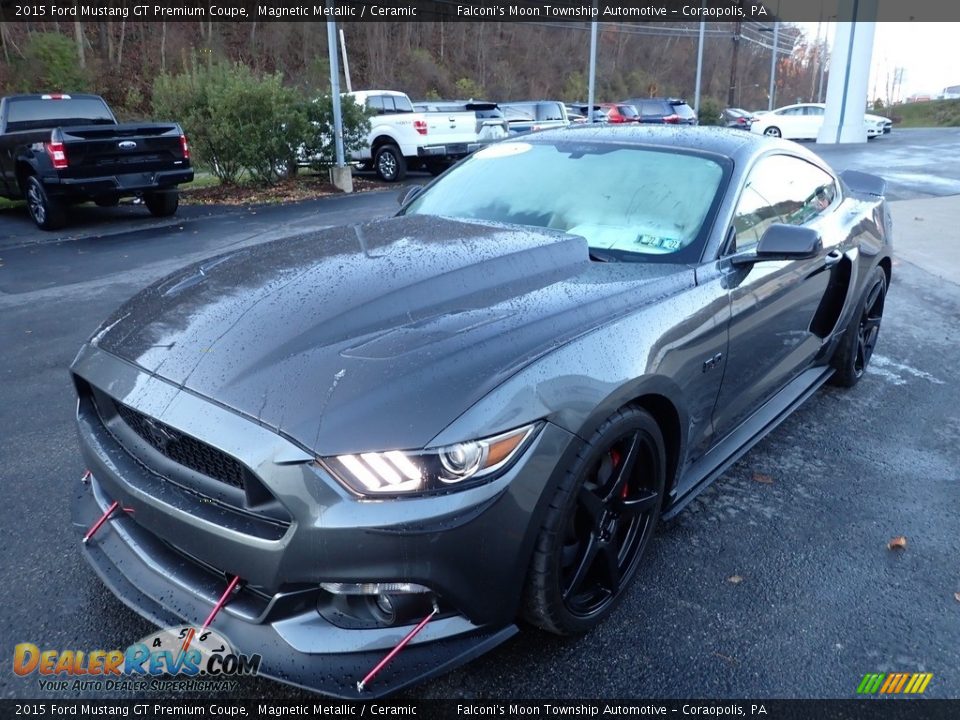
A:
[{"left": 636, "top": 235, "right": 681, "bottom": 251}]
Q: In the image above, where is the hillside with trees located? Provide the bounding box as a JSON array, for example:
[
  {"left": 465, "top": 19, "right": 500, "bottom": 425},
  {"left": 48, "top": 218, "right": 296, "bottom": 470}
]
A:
[{"left": 0, "top": 20, "right": 823, "bottom": 114}]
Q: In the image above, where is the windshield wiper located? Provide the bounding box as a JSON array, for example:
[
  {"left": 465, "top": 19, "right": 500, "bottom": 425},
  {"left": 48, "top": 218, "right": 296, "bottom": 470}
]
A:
[{"left": 588, "top": 249, "right": 618, "bottom": 263}]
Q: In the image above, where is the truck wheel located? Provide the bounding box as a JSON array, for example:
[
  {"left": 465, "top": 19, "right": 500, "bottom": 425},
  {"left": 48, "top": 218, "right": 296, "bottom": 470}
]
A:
[
  {"left": 374, "top": 144, "right": 406, "bottom": 182},
  {"left": 144, "top": 190, "right": 179, "bottom": 217},
  {"left": 24, "top": 175, "right": 66, "bottom": 231}
]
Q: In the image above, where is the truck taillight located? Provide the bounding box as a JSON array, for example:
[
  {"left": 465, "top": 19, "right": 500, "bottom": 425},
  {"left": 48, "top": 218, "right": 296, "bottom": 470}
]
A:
[
  {"left": 45, "top": 140, "right": 68, "bottom": 169},
  {"left": 414, "top": 120, "right": 428, "bottom": 136},
  {"left": 663, "top": 114, "right": 681, "bottom": 124},
  {"left": 180, "top": 134, "right": 190, "bottom": 159}
]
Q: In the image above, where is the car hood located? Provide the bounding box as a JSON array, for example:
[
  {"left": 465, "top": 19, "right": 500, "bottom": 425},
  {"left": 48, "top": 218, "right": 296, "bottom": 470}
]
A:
[{"left": 91, "top": 215, "right": 693, "bottom": 455}]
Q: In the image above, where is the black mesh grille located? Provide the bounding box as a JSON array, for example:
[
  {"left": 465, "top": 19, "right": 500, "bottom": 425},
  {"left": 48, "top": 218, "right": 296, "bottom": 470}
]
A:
[{"left": 115, "top": 403, "right": 246, "bottom": 489}]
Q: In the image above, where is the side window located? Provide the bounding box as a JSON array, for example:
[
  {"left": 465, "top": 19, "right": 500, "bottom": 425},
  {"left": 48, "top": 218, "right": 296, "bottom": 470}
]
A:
[
  {"left": 731, "top": 186, "right": 781, "bottom": 253},
  {"left": 366, "top": 96, "right": 385, "bottom": 114},
  {"left": 805, "top": 106, "right": 825, "bottom": 116},
  {"left": 730, "top": 155, "right": 839, "bottom": 254},
  {"left": 641, "top": 101, "right": 663, "bottom": 116}
]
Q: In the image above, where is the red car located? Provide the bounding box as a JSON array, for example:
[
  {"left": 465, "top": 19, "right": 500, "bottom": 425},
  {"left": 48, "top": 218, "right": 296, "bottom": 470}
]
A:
[{"left": 600, "top": 103, "right": 641, "bottom": 123}]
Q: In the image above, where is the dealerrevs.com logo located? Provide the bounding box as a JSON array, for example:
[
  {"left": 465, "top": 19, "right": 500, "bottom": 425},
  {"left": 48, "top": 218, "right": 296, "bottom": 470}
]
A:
[{"left": 13, "top": 626, "right": 261, "bottom": 692}]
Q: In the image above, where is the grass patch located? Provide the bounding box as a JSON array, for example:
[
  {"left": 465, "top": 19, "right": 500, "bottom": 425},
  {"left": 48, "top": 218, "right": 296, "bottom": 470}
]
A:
[
  {"left": 890, "top": 99, "right": 960, "bottom": 128},
  {"left": 0, "top": 197, "right": 24, "bottom": 210}
]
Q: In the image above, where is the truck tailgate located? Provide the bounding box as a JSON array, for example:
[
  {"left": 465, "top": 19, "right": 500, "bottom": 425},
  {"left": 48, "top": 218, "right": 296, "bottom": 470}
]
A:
[
  {"left": 423, "top": 112, "right": 481, "bottom": 146},
  {"left": 58, "top": 123, "right": 188, "bottom": 180}
]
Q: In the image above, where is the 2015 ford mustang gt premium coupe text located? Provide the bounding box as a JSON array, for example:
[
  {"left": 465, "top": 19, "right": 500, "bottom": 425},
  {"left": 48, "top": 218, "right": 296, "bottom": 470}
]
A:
[{"left": 71, "top": 126, "right": 892, "bottom": 697}]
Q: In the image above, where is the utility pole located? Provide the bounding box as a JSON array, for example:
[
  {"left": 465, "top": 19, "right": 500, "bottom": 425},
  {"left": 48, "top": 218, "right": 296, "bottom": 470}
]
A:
[
  {"left": 727, "top": 0, "right": 743, "bottom": 107},
  {"left": 587, "top": 4, "right": 598, "bottom": 123},
  {"left": 767, "top": 20, "right": 779, "bottom": 111},
  {"left": 327, "top": 12, "right": 352, "bottom": 192},
  {"left": 694, "top": 15, "right": 706, "bottom": 116}
]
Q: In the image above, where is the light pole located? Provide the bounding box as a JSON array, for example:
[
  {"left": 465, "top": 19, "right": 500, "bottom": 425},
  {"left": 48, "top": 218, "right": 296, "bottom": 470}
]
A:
[{"left": 587, "top": 3, "right": 598, "bottom": 123}]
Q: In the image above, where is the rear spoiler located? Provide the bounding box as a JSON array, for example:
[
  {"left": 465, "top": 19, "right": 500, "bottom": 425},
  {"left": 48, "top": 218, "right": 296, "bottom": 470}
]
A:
[{"left": 839, "top": 169, "right": 886, "bottom": 198}]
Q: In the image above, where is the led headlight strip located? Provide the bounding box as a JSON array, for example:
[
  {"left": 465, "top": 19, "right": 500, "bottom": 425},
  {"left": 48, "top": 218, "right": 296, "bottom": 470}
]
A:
[{"left": 324, "top": 423, "right": 538, "bottom": 496}]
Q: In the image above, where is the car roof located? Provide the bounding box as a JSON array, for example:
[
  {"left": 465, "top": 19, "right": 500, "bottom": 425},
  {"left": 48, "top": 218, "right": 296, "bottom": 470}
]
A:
[{"left": 528, "top": 124, "right": 809, "bottom": 165}]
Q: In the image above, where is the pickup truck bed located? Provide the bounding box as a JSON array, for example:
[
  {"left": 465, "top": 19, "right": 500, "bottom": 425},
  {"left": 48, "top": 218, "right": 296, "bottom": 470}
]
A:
[{"left": 0, "top": 94, "right": 193, "bottom": 230}]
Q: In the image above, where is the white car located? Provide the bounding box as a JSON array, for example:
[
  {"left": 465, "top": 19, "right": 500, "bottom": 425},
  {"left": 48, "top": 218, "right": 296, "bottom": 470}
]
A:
[{"left": 750, "top": 103, "right": 892, "bottom": 140}]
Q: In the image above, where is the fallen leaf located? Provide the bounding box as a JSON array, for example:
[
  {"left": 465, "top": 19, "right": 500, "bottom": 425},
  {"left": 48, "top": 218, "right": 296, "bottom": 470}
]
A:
[
  {"left": 713, "top": 651, "right": 738, "bottom": 665},
  {"left": 752, "top": 472, "right": 774, "bottom": 484},
  {"left": 887, "top": 535, "right": 908, "bottom": 550},
  {"left": 954, "top": 592, "right": 960, "bottom": 603},
  {"left": 727, "top": 575, "right": 743, "bottom": 584}
]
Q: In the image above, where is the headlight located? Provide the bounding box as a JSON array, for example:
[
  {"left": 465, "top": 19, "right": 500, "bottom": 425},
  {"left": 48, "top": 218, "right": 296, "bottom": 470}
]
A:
[{"left": 320, "top": 423, "right": 539, "bottom": 496}]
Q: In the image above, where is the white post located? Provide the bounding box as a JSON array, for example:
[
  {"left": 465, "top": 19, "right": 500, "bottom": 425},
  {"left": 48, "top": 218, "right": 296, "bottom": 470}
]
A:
[
  {"left": 339, "top": 28, "right": 352, "bottom": 93},
  {"left": 817, "top": 0, "right": 877, "bottom": 144}
]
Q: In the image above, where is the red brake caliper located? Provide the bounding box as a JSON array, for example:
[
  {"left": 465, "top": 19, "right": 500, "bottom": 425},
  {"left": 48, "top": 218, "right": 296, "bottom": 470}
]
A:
[{"left": 610, "top": 449, "right": 628, "bottom": 498}]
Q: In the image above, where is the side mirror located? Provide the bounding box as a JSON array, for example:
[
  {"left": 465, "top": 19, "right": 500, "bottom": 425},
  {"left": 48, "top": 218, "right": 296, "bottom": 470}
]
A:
[
  {"left": 731, "top": 224, "right": 821, "bottom": 265},
  {"left": 397, "top": 185, "right": 424, "bottom": 207}
]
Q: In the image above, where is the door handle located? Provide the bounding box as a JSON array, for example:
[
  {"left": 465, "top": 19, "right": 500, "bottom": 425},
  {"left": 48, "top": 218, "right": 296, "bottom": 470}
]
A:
[{"left": 824, "top": 249, "right": 843, "bottom": 267}]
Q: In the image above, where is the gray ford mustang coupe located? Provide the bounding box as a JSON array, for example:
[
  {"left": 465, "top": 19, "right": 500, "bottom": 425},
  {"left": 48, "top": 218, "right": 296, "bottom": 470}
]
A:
[{"left": 71, "top": 126, "right": 891, "bottom": 697}]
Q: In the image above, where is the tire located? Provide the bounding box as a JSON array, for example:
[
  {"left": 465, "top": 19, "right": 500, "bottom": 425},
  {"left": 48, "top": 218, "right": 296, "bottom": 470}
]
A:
[
  {"left": 94, "top": 195, "right": 120, "bottom": 207},
  {"left": 24, "top": 175, "right": 66, "bottom": 231},
  {"left": 763, "top": 126, "right": 782, "bottom": 138},
  {"left": 143, "top": 190, "right": 179, "bottom": 217},
  {"left": 373, "top": 144, "right": 406, "bottom": 182},
  {"left": 523, "top": 406, "right": 666, "bottom": 635},
  {"left": 830, "top": 265, "right": 887, "bottom": 388}
]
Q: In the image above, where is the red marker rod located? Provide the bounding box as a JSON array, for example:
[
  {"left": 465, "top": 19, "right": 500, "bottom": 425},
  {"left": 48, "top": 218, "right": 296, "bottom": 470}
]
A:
[{"left": 357, "top": 603, "right": 439, "bottom": 693}]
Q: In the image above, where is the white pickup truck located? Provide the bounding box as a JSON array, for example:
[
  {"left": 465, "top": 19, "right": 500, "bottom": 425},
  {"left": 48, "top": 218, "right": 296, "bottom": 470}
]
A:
[{"left": 350, "top": 90, "right": 503, "bottom": 182}]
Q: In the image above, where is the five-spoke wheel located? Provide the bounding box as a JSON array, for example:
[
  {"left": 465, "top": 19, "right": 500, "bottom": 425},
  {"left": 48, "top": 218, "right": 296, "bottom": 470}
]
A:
[{"left": 524, "top": 407, "right": 665, "bottom": 634}]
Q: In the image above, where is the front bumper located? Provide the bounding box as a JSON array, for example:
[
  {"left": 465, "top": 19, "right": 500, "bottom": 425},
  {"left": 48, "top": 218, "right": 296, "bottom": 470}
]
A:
[
  {"left": 70, "top": 345, "right": 577, "bottom": 697},
  {"left": 46, "top": 168, "right": 194, "bottom": 198},
  {"left": 73, "top": 477, "right": 515, "bottom": 698}
]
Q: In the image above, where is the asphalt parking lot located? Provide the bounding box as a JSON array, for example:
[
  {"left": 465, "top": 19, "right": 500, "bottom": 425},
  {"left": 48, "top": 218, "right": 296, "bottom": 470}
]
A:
[{"left": 1, "top": 128, "right": 958, "bottom": 701}]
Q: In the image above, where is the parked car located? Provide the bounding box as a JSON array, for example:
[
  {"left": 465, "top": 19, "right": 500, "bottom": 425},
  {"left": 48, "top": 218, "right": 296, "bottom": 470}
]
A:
[
  {"left": 500, "top": 101, "right": 570, "bottom": 134},
  {"left": 72, "top": 125, "right": 891, "bottom": 698},
  {"left": 350, "top": 90, "right": 491, "bottom": 181},
  {"left": 600, "top": 102, "right": 641, "bottom": 123},
  {"left": 864, "top": 112, "right": 893, "bottom": 136},
  {"left": 621, "top": 97, "right": 698, "bottom": 125},
  {"left": 565, "top": 104, "right": 609, "bottom": 124},
  {"left": 721, "top": 108, "right": 754, "bottom": 130},
  {"left": 0, "top": 93, "right": 192, "bottom": 230},
  {"left": 750, "top": 103, "right": 891, "bottom": 140}
]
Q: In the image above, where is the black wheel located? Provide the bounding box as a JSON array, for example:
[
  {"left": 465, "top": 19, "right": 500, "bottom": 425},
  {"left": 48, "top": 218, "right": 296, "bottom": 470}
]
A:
[
  {"left": 374, "top": 144, "right": 406, "bottom": 182},
  {"left": 830, "top": 266, "right": 887, "bottom": 388},
  {"left": 763, "top": 126, "right": 782, "bottom": 138},
  {"left": 94, "top": 195, "right": 120, "bottom": 207},
  {"left": 523, "top": 407, "right": 666, "bottom": 635},
  {"left": 24, "top": 175, "right": 66, "bottom": 230},
  {"left": 143, "top": 190, "right": 179, "bottom": 217}
]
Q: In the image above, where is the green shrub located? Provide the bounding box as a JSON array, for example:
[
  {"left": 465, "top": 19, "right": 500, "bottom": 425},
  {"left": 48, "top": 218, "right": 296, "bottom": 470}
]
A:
[
  {"left": 153, "top": 62, "right": 307, "bottom": 184},
  {"left": 300, "top": 94, "right": 371, "bottom": 170},
  {"left": 698, "top": 97, "right": 724, "bottom": 126}
]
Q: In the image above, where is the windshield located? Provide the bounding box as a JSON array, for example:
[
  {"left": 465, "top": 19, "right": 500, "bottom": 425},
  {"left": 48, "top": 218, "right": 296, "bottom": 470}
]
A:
[{"left": 404, "top": 140, "right": 726, "bottom": 262}]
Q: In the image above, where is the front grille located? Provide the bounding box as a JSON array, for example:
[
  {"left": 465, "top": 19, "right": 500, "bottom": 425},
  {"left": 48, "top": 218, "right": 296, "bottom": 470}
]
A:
[{"left": 115, "top": 403, "right": 246, "bottom": 489}]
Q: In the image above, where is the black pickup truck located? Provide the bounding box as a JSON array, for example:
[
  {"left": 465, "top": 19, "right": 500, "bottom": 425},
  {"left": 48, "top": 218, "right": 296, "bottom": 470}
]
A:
[{"left": 0, "top": 93, "right": 193, "bottom": 230}]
